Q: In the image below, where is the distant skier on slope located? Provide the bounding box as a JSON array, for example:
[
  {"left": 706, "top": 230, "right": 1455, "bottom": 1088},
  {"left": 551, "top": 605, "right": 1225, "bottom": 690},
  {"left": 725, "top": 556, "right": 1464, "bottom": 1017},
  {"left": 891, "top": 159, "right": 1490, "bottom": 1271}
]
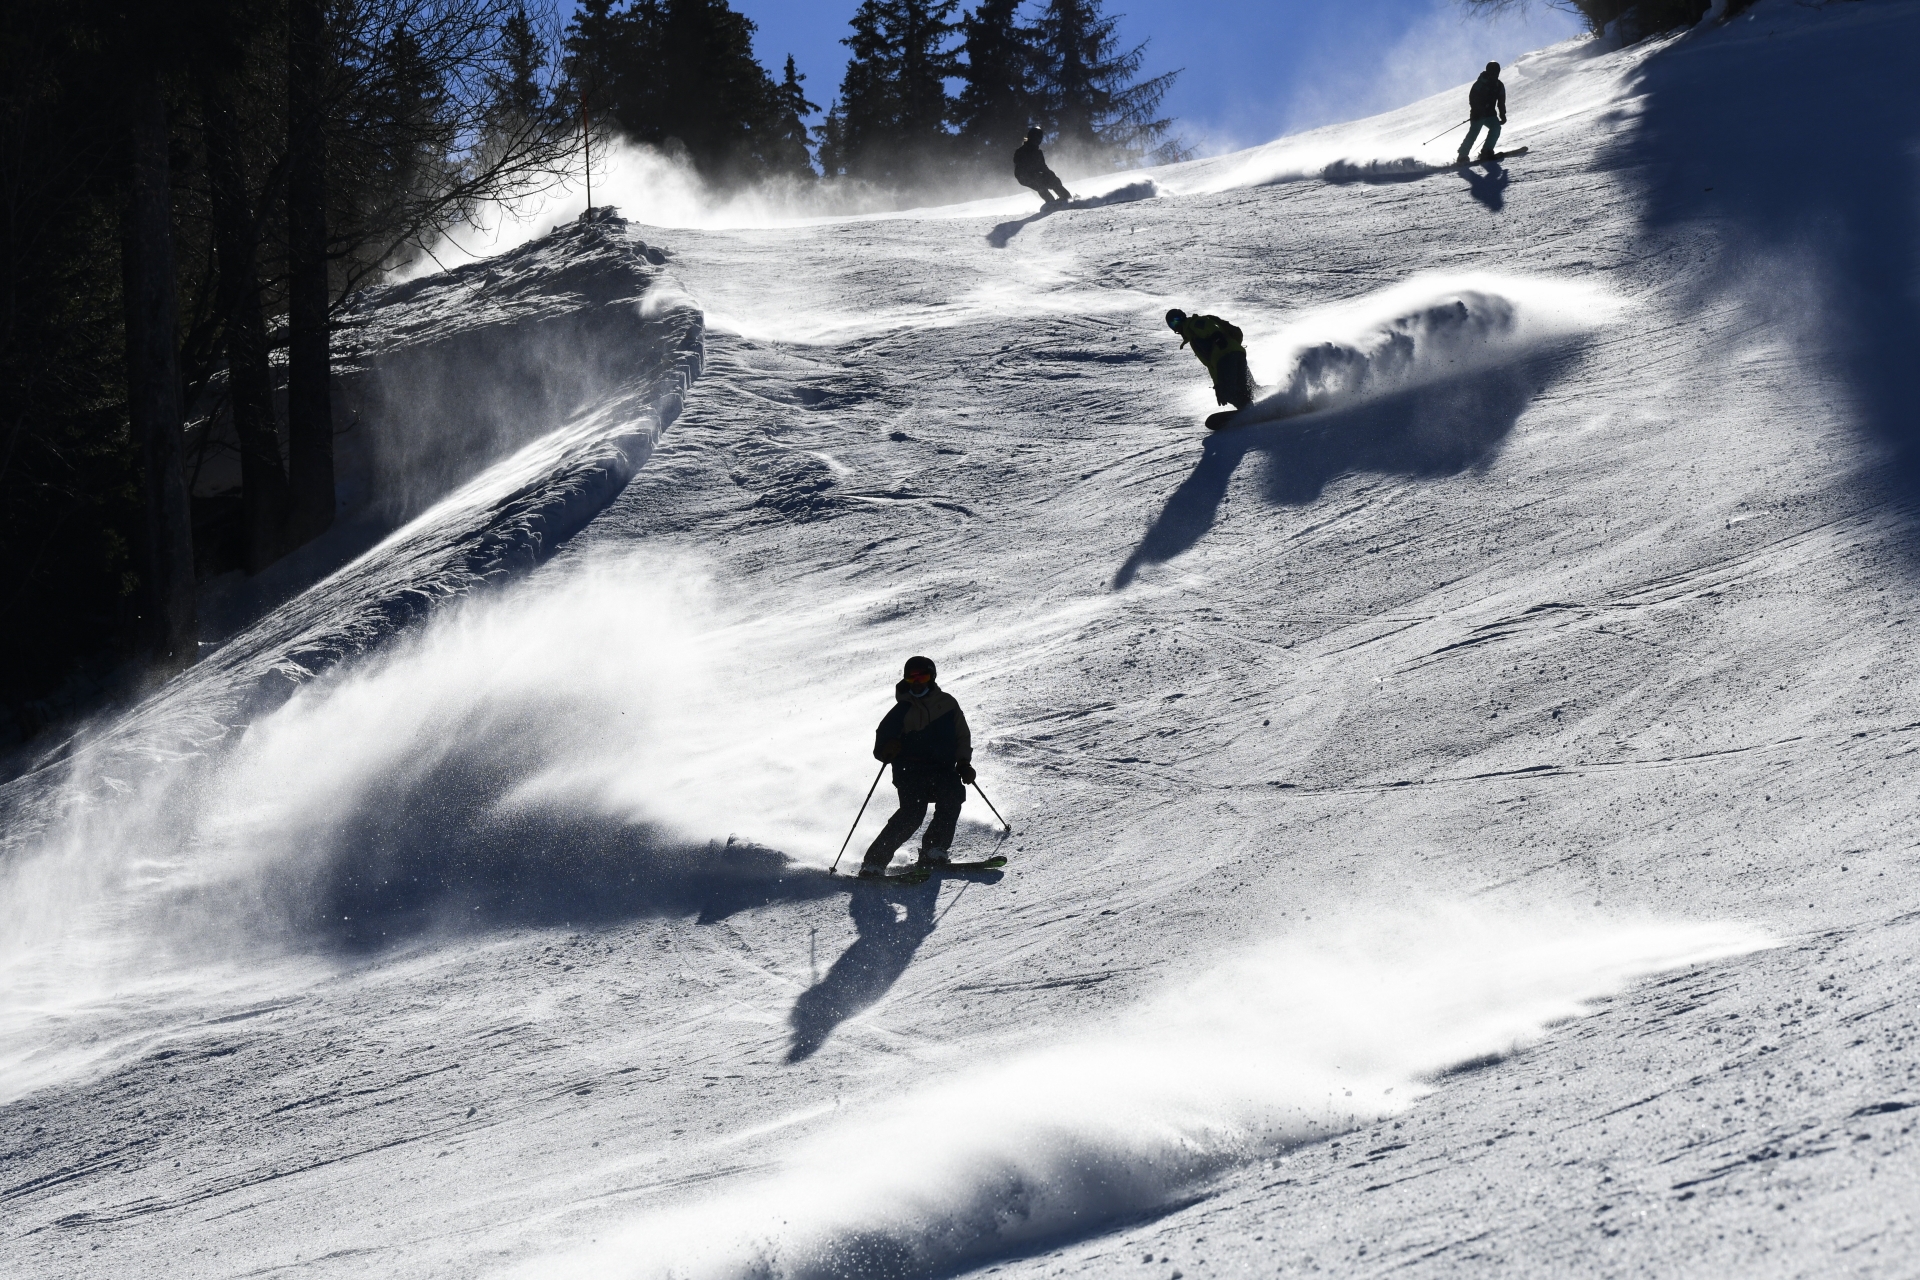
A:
[
  {"left": 859, "top": 655, "right": 976, "bottom": 878},
  {"left": 1014, "top": 127, "right": 1072, "bottom": 206},
  {"left": 1457, "top": 62, "right": 1508, "bottom": 164},
  {"left": 1166, "top": 309, "right": 1255, "bottom": 411}
]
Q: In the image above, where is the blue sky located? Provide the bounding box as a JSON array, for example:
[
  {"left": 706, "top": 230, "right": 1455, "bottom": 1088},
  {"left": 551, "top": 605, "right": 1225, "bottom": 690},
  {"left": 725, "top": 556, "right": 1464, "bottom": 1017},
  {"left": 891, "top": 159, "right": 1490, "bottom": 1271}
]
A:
[
  {"left": 553, "top": 2, "right": 1583, "bottom": 153},
  {"left": 723, "top": 0, "right": 1582, "bottom": 152}
]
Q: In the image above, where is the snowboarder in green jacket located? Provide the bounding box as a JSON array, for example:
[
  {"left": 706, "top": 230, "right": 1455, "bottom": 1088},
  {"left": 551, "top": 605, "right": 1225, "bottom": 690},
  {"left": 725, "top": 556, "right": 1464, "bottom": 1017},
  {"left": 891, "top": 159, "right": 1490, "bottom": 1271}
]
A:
[
  {"left": 1167, "top": 309, "right": 1254, "bottom": 409},
  {"left": 860, "top": 655, "right": 975, "bottom": 878}
]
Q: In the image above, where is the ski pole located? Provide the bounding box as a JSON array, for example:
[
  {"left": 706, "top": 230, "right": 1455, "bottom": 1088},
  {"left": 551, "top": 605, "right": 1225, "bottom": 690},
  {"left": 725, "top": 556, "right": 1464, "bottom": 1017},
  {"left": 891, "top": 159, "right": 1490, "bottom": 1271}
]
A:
[
  {"left": 1422, "top": 117, "right": 1470, "bottom": 146},
  {"left": 969, "top": 780, "right": 1013, "bottom": 835},
  {"left": 830, "top": 762, "right": 887, "bottom": 874}
]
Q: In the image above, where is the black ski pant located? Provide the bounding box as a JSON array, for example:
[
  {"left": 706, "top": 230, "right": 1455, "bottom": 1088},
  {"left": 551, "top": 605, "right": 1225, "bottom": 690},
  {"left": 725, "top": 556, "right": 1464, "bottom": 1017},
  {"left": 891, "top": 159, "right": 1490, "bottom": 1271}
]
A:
[
  {"left": 862, "top": 765, "right": 966, "bottom": 870},
  {"left": 1459, "top": 114, "right": 1503, "bottom": 159},
  {"left": 1021, "top": 170, "right": 1071, "bottom": 204},
  {"left": 1212, "top": 349, "right": 1254, "bottom": 408}
]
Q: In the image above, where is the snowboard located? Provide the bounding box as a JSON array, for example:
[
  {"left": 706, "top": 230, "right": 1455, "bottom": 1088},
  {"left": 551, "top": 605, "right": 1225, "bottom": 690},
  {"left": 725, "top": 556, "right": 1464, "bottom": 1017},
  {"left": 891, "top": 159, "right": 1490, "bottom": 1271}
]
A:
[
  {"left": 1442, "top": 146, "right": 1528, "bottom": 168},
  {"left": 1206, "top": 410, "right": 1242, "bottom": 431}
]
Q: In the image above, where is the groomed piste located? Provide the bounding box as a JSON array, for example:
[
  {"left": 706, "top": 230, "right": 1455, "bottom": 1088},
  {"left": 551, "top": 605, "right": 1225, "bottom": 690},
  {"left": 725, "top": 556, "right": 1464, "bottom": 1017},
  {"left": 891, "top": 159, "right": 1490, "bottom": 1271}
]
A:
[{"left": 5, "top": 3, "right": 1920, "bottom": 1276}]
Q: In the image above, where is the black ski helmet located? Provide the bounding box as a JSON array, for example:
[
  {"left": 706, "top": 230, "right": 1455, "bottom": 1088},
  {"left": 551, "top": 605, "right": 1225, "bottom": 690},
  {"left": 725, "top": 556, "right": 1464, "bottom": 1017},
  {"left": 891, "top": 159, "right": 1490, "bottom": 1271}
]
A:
[
  {"left": 1485, "top": 61, "right": 1500, "bottom": 74},
  {"left": 1026, "top": 125, "right": 1043, "bottom": 140},
  {"left": 1165, "top": 308, "right": 1187, "bottom": 330},
  {"left": 904, "top": 655, "right": 937, "bottom": 679}
]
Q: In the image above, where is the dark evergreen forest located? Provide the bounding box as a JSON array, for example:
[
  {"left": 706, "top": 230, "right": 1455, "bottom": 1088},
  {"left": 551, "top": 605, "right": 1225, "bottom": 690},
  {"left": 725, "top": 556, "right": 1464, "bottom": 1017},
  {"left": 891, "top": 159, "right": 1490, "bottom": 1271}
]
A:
[{"left": 0, "top": 0, "right": 1176, "bottom": 751}]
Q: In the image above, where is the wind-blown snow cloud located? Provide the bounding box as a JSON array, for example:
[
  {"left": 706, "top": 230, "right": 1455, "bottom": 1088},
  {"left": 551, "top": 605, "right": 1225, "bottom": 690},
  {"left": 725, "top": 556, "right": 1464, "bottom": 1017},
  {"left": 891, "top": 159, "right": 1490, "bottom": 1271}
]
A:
[
  {"left": 1226, "top": 272, "right": 1626, "bottom": 422},
  {"left": 519, "top": 904, "right": 1770, "bottom": 1280}
]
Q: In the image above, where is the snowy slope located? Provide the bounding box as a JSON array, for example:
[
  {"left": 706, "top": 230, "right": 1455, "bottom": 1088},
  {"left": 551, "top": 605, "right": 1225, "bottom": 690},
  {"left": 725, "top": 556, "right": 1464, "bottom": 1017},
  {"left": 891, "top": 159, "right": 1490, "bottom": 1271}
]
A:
[{"left": 7, "top": 3, "right": 1920, "bottom": 1277}]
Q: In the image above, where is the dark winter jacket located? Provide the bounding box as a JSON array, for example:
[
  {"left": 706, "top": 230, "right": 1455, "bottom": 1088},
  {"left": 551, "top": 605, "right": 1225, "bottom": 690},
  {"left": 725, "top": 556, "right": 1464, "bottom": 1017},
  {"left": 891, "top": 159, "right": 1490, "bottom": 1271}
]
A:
[
  {"left": 1468, "top": 71, "right": 1506, "bottom": 120},
  {"left": 1172, "top": 313, "right": 1246, "bottom": 380},
  {"left": 874, "top": 680, "right": 973, "bottom": 777},
  {"left": 1013, "top": 137, "right": 1048, "bottom": 184}
]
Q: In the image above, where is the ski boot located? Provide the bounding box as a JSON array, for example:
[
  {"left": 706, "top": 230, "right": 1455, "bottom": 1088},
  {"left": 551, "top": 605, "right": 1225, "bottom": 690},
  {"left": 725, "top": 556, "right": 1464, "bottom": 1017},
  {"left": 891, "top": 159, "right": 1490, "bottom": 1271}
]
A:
[{"left": 917, "top": 847, "right": 951, "bottom": 867}]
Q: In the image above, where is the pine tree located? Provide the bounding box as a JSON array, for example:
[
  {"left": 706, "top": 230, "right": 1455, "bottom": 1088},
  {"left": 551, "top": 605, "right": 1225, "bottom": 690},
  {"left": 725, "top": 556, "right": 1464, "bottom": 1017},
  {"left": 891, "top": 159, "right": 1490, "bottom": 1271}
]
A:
[
  {"left": 955, "top": 0, "right": 1039, "bottom": 168},
  {"left": 562, "top": 0, "right": 790, "bottom": 180},
  {"left": 768, "top": 55, "right": 819, "bottom": 177},
  {"left": 817, "top": 0, "right": 960, "bottom": 184},
  {"left": 494, "top": 5, "right": 546, "bottom": 118},
  {"left": 1029, "top": 0, "right": 1182, "bottom": 168}
]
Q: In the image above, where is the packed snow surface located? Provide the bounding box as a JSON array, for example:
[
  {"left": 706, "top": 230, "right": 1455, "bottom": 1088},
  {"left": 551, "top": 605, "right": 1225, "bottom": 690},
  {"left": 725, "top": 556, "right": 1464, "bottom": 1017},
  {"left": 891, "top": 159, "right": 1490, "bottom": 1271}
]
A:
[{"left": 6, "top": 3, "right": 1920, "bottom": 1277}]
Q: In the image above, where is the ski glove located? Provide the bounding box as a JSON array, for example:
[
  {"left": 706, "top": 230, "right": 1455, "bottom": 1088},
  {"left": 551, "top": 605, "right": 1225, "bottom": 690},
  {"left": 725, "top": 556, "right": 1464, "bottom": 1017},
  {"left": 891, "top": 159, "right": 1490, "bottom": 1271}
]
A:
[
  {"left": 877, "top": 739, "right": 902, "bottom": 762},
  {"left": 957, "top": 762, "right": 977, "bottom": 784}
]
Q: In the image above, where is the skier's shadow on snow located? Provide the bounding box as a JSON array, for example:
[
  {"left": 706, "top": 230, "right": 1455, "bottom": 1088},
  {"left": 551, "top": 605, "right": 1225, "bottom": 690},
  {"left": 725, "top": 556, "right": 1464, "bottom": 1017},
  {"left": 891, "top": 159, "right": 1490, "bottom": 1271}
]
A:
[
  {"left": 1458, "top": 162, "right": 1511, "bottom": 212},
  {"left": 786, "top": 885, "right": 939, "bottom": 1062},
  {"left": 1115, "top": 357, "right": 1558, "bottom": 588},
  {"left": 986, "top": 209, "right": 1054, "bottom": 248}
]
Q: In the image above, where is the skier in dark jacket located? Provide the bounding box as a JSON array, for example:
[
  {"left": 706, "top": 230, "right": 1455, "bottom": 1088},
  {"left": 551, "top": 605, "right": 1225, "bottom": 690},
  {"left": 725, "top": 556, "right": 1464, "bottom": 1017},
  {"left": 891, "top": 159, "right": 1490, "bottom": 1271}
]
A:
[
  {"left": 861, "top": 655, "right": 976, "bottom": 877},
  {"left": 1457, "top": 62, "right": 1508, "bottom": 164},
  {"left": 1166, "top": 309, "right": 1254, "bottom": 409},
  {"left": 1013, "top": 127, "right": 1072, "bottom": 205}
]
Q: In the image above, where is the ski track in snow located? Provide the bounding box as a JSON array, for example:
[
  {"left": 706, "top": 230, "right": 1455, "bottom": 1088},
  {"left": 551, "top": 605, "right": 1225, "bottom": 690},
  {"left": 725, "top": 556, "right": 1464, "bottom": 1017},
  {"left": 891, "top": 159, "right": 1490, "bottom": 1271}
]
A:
[{"left": 8, "top": 3, "right": 1920, "bottom": 1277}]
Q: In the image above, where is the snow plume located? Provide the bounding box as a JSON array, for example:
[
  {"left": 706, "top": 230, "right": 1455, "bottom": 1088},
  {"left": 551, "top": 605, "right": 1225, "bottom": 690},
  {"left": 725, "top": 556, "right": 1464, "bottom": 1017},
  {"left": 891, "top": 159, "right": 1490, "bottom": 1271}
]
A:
[
  {"left": 0, "top": 548, "right": 977, "bottom": 1097},
  {"left": 1236, "top": 273, "right": 1625, "bottom": 422},
  {"left": 523, "top": 905, "right": 1770, "bottom": 1280},
  {"left": 419, "top": 137, "right": 1124, "bottom": 269}
]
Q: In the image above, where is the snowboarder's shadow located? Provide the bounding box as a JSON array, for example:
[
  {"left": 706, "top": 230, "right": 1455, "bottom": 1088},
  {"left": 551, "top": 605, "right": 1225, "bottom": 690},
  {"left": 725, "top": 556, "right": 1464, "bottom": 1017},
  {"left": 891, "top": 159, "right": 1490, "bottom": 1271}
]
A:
[
  {"left": 1458, "top": 161, "right": 1511, "bottom": 212},
  {"left": 786, "top": 885, "right": 939, "bottom": 1063},
  {"left": 986, "top": 208, "right": 1056, "bottom": 248},
  {"left": 1115, "top": 356, "right": 1563, "bottom": 587}
]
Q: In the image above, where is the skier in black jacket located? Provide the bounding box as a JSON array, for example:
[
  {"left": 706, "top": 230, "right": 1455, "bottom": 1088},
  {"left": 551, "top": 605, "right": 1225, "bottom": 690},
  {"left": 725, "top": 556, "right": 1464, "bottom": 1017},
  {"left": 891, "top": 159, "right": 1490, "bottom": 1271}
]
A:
[
  {"left": 1013, "top": 127, "right": 1072, "bottom": 205},
  {"left": 1457, "top": 62, "right": 1508, "bottom": 164},
  {"left": 860, "top": 655, "right": 975, "bottom": 877}
]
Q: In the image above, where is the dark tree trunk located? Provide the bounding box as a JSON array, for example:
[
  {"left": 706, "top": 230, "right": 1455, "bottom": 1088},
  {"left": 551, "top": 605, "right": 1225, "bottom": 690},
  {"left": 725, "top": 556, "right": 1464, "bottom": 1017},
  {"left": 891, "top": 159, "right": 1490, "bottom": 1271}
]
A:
[
  {"left": 201, "top": 70, "right": 290, "bottom": 573},
  {"left": 286, "top": 0, "right": 334, "bottom": 544},
  {"left": 122, "top": 68, "right": 198, "bottom": 670}
]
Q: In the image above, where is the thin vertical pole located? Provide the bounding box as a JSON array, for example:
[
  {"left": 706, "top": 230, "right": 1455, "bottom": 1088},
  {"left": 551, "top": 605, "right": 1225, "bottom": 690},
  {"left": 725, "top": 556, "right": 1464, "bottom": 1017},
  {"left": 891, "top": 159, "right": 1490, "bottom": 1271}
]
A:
[{"left": 582, "top": 91, "right": 592, "bottom": 214}]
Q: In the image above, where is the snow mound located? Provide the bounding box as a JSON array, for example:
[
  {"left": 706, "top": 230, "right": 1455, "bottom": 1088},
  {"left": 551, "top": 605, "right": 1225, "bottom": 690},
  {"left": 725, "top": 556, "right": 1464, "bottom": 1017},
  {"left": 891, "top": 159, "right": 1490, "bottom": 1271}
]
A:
[
  {"left": 0, "top": 221, "right": 703, "bottom": 1096},
  {"left": 529, "top": 907, "right": 1770, "bottom": 1280},
  {"left": 1243, "top": 273, "right": 1623, "bottom": 423}
]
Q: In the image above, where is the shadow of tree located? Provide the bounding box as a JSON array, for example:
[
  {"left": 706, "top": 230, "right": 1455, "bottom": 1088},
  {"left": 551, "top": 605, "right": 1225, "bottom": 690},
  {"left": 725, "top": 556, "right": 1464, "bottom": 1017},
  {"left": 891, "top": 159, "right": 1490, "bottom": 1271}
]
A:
[
  {"left": 1609, "top": 10, "right": 1920, "bottom": 495},
  {"left": 786, "top": 884, "right": 940, "bottom": 1062},
  {"left": 1115, "top": 353, "right": 1573, "bottom": 587}
]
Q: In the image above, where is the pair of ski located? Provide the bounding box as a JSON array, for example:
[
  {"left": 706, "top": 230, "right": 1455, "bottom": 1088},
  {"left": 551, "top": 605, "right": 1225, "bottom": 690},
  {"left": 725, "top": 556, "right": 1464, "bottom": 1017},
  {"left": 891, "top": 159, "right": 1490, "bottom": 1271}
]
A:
[
  {"left": 846, "top": 855, "right": 1009, "bottom": 885},
  {"left": 1438, "top": 146, "right": 1529, "bottom": 169}
]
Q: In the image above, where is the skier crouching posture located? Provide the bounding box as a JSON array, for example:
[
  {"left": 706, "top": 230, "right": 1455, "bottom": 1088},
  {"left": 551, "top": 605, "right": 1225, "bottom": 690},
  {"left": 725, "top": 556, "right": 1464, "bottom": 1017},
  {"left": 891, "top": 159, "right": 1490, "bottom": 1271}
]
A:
[
  {"left": 1166, "top": 309, "right": 1255, "bottom": 409},
  {"left": 1457, "top": 61, "right": 1507, "bottom": 164},
  {"left": 1013, "top": 126, "right": 1072, "bottom": 206},
  {"left": 860, "top": 655, "right": 976, "bottom": 878}
]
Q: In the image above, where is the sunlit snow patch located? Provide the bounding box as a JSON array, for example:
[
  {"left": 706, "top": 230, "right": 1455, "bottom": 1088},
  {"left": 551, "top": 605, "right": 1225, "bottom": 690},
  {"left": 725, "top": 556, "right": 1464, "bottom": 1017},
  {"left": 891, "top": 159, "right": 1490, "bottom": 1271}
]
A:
[{"left": 522, "top": 905, "right": 1769, "bottom": 1280}]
